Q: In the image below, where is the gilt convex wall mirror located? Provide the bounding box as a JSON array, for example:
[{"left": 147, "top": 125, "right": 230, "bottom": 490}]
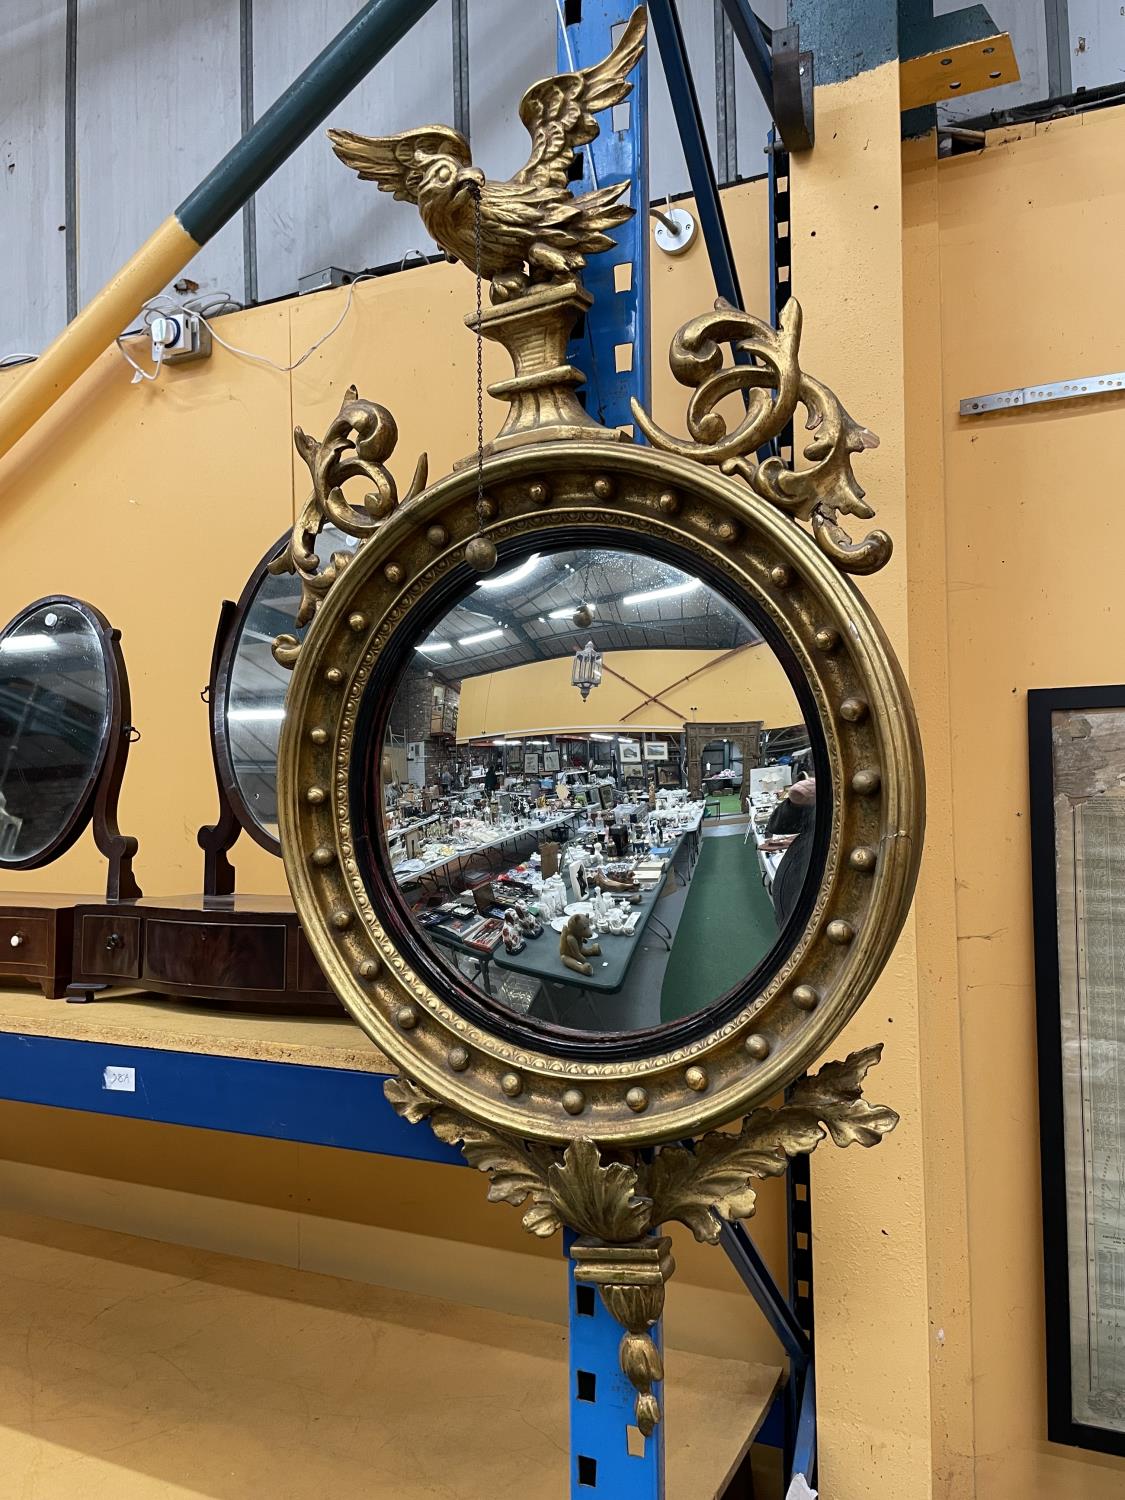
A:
[{"left": 273, "top": 5, "right": 924, "bottom": 1440}]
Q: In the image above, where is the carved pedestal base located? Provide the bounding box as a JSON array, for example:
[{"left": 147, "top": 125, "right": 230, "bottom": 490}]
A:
[
  {"left": 455, "top": 281, "right": 630, "bottom": 465},
  {"left": 571, "top": 1235, "right": 676, "bottom": 1435},
  {"left": 385, "top": 1046, "right": 898, "bottom": 1444}
]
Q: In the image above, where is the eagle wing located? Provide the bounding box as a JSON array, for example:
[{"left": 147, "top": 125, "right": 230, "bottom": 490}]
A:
[
  {"left": 327, "top": 125, "right": 472, "bottom": 203},
  {"left": 515, "top": 5, "right": 645, "bottom": 191}
]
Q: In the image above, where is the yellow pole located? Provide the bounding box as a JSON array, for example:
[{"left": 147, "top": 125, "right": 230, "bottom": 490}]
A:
[{"left": 0, "top": 216, "right": 199, "bottom": 461}]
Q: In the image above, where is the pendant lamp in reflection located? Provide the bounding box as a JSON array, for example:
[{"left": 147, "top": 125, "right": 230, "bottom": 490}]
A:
[{"left": 571, "top": 639, "right": 603, "bottom": 702}]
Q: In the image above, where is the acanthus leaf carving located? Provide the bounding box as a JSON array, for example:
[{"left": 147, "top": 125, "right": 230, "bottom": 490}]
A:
[
  {"left": 384, "top": 1045, "right": 897, "bottom": 1244},
  {"left": 384, "top": 1047, "right": 896, "bottom": 1431},
  {"left": 546, "top": 1139, "right": 652, "bottom": 1242}
]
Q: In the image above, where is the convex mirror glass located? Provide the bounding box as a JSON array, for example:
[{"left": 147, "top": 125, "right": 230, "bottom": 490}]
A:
[{"left": 377, "top": 543, "right": 827, "bottom": 1037}]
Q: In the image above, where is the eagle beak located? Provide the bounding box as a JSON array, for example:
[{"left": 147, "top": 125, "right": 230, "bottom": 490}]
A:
[{"left": 455, "top": 168, "right": 486, "bottom": 199}]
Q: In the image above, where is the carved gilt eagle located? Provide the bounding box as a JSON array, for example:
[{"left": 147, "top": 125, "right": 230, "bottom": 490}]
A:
[{"left": 328, "top": 6, "right": 646, "bottom": 300}]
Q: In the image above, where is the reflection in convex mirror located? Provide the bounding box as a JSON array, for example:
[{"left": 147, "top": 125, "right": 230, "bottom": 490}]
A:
[
  {"left": 381, "top": 544, "right": 826, "bottom": 1036},
  {"left": 225, "top": 526, "right": 359, "bottom": 841},
  {"left": 0, "top": 601, "right": 111, "bottom": 863}
]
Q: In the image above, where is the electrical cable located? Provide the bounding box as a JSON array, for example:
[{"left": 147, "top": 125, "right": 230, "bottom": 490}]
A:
[{"left": 115, "top": 273, "right": 378, "bottom": 385}]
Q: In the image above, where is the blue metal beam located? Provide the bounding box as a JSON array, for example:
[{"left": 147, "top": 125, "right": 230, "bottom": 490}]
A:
[
  {"left": 718, "top": 0, "right": 774, "bottom": 114},
  {"left": 558, "top": 8, "right": 659, "bottom": 1494},
  {"left": 719, "top": 1220, "right": 812, "bottom": 1368},
  {"left": 793, "top": 1366, "right": 817, "bottom": 1485},
  {"left": 0, "top": 1032, "right": 463, "bottom": 1165},
  {"left": 566, "top": 1232, "right": 665, "bottom": 1497},
  {"left": 648, "top": 0, "right": 743, "bottom": 311}
]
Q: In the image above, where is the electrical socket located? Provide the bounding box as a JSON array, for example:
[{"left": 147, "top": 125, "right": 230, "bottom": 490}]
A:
[{"left": 149, "top": 311, "right": 212, "bottom": 364}]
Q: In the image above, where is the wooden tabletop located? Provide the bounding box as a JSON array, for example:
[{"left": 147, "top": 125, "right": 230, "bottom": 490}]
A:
[{"left": 0, "top": 985, "right": 390, "bottom": 1073}]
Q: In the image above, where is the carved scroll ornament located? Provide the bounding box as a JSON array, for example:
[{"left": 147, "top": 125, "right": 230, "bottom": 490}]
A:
[
  {"left": 632, "top": 299, "right": 892, "bottom": 575},
  {"left": 270, "top": 386, "right": 427, "bottom": 665}
]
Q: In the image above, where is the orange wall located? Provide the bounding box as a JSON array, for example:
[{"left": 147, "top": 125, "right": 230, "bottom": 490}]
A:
[
  {"left": 910, "top": 108, "right": 1125, "bottom": 1500},
  {"left": 456, "top": 641, "right": 802, "bottom": 739},
  {"left": 4, "top": 104, "right": 1124, "bottom": 1496}
]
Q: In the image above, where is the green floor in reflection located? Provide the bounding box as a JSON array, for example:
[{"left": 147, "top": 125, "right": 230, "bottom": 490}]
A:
[
  {"left": 660, "top": 832, "right": 778, "bottom": 1023},
  {"left": 703, "top": 793, "right": 744, "bottom": 816}
]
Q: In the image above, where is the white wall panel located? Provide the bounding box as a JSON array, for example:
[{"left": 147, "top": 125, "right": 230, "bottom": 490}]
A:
[
  {"left": 1069, "top": 0, "right": 1125, "bottom": 92},
  {"left": 648, "top": 0, "right": 718, "bottom": 203},
  {"left": 937, "top": 0, "right": 1049, "bottom": 120},
  {"left": 467, "top": 0, "right": 554, "bottom": 184},
  {"left": 75, "top": 0, "right": 244, "bottom": 308},
  {"left": 0, "top": 5, "right": 68, "bottom": 355},
  {"left": 254, "top": 0, "right": 454, "bottom": 301}
]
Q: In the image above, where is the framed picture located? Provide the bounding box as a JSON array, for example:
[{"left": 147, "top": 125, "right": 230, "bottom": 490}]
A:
[
  {"left": 598, "top": 782, "right": 615, "bottom": 810},
  {"left": 543, "top": 750, "right": 561, "bottom": 773},
  {"left": 1029, "top": 685, "right": 1125, "bottom": 1456},
  {"left": 619, "top": 741, "right": 641, "bottom": 764},
  {"left": 644, "top": 741, "right": 669, "bottom": 762},
  {"left": 523, "top": 752, "right": 540, "bottom": 775}
]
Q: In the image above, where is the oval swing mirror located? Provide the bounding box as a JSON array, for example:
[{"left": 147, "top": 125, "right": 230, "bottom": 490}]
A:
[
  {"left": 201, "top": 526, "right": 359, "bottom": 890},
  {"left": 0, "top": 595, "right": 139, "bottom": 896}
]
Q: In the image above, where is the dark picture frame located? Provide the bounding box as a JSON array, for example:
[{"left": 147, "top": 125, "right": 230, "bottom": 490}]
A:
[{"left": 1029, "top": 683, "right": 1125, "bottom": 1457}]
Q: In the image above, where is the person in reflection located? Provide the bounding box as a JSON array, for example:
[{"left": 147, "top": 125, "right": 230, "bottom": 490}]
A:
[
  {"left": 764, "top": 771, "right": 811, "bottom": 838},
  {"left": 484, "top": 762, "right": 499, "bottom": 793},
  {"left": 771, "top": 776, "right": 816, "bottom": 929}
]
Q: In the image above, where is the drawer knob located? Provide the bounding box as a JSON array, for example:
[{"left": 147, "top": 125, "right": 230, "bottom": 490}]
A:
[
  {"left": 9, "top": 933, "right": 23, "bottom": 948},
  {"left": 105, "top": 932, "right": 122, "bottom": 952}
]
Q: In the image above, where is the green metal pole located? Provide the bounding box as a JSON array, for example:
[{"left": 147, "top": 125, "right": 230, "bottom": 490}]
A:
[
  {"left": 0, "top": 0, "right": 439, "bottom": 463},
  {"left": 178, "top": 0, "right": 441, "bottom": 245}
]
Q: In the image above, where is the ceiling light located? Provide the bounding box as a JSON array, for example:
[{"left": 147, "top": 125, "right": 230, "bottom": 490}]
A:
[
  {"left": 416, "top": 640, "right": 452, "bottom": 654},
  {"left": 549, "top": 602, "right": 596, "bottom": 620},
  {"left": 228, "top": 707, "right": 286, "bottom": 723},
  {"left": 621, "top": 578, "right": 701, "bottom": 606},
  {"left": 476, "top": 554, "right": 541, "bottom": 590},
  {"left": 459, "top": 628, "right": 505, "bottom": 645},
  {"left": 590, "top": 733, "right": 615, "bottom": 741}
]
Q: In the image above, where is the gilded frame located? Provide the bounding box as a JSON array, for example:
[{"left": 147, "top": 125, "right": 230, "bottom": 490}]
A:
[{"left": 279, "top": 439, "right": 924, "bottom": 1147}]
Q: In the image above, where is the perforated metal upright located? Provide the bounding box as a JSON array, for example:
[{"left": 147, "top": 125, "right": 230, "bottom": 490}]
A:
[{"left": 557, "top": 7, "right": 657, "bottom": 1493}]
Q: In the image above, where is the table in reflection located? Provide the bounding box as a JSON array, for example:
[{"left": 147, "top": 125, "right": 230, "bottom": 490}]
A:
[
  {"left": 392, "top": 811, "right": 579, "bottom": 887},
  {"left": 491, "top": 833, "right": 690, "bottom": 1023}
]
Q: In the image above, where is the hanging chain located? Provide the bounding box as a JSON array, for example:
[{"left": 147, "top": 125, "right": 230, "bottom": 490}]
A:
[{"left": 469, "top": 182, "right": 486, "bottom": 532}]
